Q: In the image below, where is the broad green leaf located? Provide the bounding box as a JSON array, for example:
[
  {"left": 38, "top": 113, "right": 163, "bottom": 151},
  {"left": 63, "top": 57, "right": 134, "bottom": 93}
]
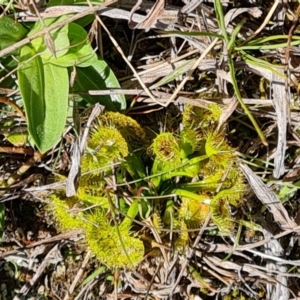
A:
[
  {"left": 71, "top": 59, "right": 126, "bottom": 111},
  {"left": 74, "top": 15, "right": 95, "bottom": 28},
  {"left": 29, "top": 16, "right": 70, "bottom": 59},
  {"left": 45, "top": 22, "right": 97, "bottom": 67},
  {"left": 0, "top": 16, "right": 28, "bottom": 51},
  {"left": 5, "top": 132, "right": 28, "bottom": 146},
  {"left": 18, "top": 45, "right": 69, "bottom": 153}
]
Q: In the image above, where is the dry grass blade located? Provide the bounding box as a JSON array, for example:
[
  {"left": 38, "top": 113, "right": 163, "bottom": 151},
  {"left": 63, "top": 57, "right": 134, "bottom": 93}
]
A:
[
  {"left": 0, "top": 97, "right": 26, "bottom": 121},
  {"left": 66, "top": 104, "right": 104, "bottom": 196},
  {"left": 239, "top": 162, "right": 297, "bottom": 231},
  {"left": 0, "top": 230, "right": 83, "bottom": 259},
  {"left": 224, "top": 6, "right": 262, "bottom": 24},
  {"left": 129, "top": 0, "right": 165, "bottom": 29},
  {"left": 0, "top": 0, "right": 117, "bottom": 58},
  {"left": 64, "top": 250, "right": 92, "bottom": 300},
  {"left": 272, "top": 69, "right": 288, "bottom": 178},
  {"left": 89, "top": 7, "right": 165, "bottom": 106},
  {"left": 2, "top": 0, "right": 300, "bottom": 298},
  {"left": 13, "top": 243, "right": 64, "bottom": 299},
  {"left": 243, "top": 0, "right": 279, "bottom": 44}
]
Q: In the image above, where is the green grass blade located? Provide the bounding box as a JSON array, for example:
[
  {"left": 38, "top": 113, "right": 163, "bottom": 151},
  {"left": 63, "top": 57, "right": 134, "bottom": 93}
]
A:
[
  {"left": 80, "top": 266, "right": 107, "bottom": 287},
  {"left": 227, "top": 18, "right": 246, "bottom": 51},
  {"left": 214, "top": 0, "right": 229, "bottom": 43},
  {"left": 236, "top": 39, "right": 300, "bottom": 50},
  {"left": 240, "top": 50, "right": 286, "bottom": 79},
  {"left": 243, "top": 34, "right": 300, "bottom": 46},
  {"left": 215, "top": 0, "right": 267, "bottom": 145}
]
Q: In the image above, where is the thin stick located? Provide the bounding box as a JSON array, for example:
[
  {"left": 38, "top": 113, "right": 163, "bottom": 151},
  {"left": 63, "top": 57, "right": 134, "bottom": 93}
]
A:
[
  {"left": 92, "top": 7, "right": 165, "bottom": 106},
  {"left": 0, "top": 0, "right": 117, "bottom": 58},
  {"left": 0, "top": 97, "right": 26, "bottom": 121},
  {"left": 0, "top": 146, "right": 33, "bottom": 155},
  {"left": 164, "top": 38, "right": 219, "bottom": 107},
  {"left": 243, "top": 0, "right": 279, "bottom": 44},
  {"left": 64, "top": 250, "right": 92, "bottom": 300},
  {"left": 169, "top": 213, "right": 211, "bottom": 296}
]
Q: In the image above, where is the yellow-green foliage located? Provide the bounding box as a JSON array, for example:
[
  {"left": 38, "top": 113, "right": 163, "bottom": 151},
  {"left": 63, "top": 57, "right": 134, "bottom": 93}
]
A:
[
  {"left": 201, "top": 162, "right": 244, "bottom": 190},
  {"left": 81, "top": 126, "right": 128, "bottom": 176},
  {"left": 85, "top": 209, "right": 144, "bottom": 269},
  {"left": 182, "top": 105, "right": 206, "bottom": 129},
  {"left": 152, "top": 132, "right": 181, "bottom": 164},
  {"left": 179, "top": 196, "right": 210, "bottom": 229},
  {"left": 162, "top": 199, "right": 177, "bottom": 226},
  {"left": 180, "top": 128, "right": 200, "bottom": 157},
  {"left": 99, "top": 111, "right": 146, "bottom": 147},
  {"left": 80, "top": 112, "right": 147, "bottom": 186},
  {"left": 152, "top": 212, "right": 163, "bottom": 234},
  {"left": 49, "top": 192, "right": 85, "bottom": 231},
  {"left": 49, "top": 104, "right": 246, "bottom": 270},
  {"left": 182, "top": 104, "right": 221, "bottom": 130},
  {"left": 49, "top": 187, "right": 110, "bottom": 231},
  {"left": 204, "top": 130, "right": 235, "bottom": 168},
  {"left": 49, "top": 189, "right": 144, "bottom": 269},
  {"left": 175, "top": 220, "right": 189, "bottom": 252},
  {"left": 210, "top": 196, "right": 233, "bottom": 233}
]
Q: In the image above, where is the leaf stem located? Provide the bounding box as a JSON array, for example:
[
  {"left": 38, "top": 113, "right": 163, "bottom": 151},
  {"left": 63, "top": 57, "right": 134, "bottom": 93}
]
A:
[{"left": 214, "top": 0, "right": 268, "bottom": 146}]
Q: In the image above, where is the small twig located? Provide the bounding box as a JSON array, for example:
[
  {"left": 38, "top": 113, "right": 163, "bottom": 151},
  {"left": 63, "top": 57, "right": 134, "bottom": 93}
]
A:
[
  {"left": 169, "top": 213, "right": 211, "bottom": 296},
  {"left": 283, "top": 2, "right": 300, "bottom": 125},
  {"left": 284, "top": 3, "right": 300, "bottom": 65},
  {"left": 13, "top": 243, "right": 64, "bottom": 300},
  {"left": 242, "top": 0, "right": 280, "bottom": 44},
  {"left": 74, "top": 279, "right": 99, "bottom": 300},
  {"left": 0, "top": 0, "right": 14, "bottom": 17},
  {"left": 0, "top": 96, "right": 26, "bottom": 121},
  {"left": 0, "top": 0, "right": 117, "bottom": 58},
  {"left": 0, "top": 146, "right": 33, "bottom": 155},
  {"left": 30, "top": 0, "right": 57, "bottom": 58},
  {"left": 0, "top": 151, "right": 43, "bottom": 194},
  {"left": 164, "top": 37, "right": 219, "bottom": 107},
  {"left": 64, "top": 250, "right": 92, "bottom": 300},
  {"left": 0, "top": 230, "right": 83, "bottom": 258},
  {"left": 80, "top": 103, "right": 104, "bottom": 153},
  {"left": 95, "top": 15, "right": 165, "bottom": 106}
]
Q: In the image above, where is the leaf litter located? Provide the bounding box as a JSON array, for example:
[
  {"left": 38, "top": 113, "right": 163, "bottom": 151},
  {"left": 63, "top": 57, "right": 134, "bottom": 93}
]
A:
[{"left": 1, "top": 1, "right": 300, "bottom": 300}]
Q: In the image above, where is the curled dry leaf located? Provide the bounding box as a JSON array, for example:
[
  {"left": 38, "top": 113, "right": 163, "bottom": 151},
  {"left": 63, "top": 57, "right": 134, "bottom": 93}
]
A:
[
  {"left": 129, "top": 0, "right": 165, "bottom": 30},
  {"left": 225, "top": 7, "right": 262, "bottom": 24},
  {"left": 239, "top": 163, "right": 298, "bottom": 231},
  {"left": 271, "top": 69, "right": 288, "bottom": 178}
]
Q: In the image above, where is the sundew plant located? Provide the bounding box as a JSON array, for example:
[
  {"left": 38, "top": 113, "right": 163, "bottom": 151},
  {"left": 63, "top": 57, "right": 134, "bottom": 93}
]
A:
[{"left": 49, "top": 105, "right": 246, "bottom": 269}]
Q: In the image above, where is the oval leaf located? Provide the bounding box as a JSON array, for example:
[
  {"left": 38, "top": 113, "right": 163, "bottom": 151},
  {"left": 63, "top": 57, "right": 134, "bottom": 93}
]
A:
[
  {"left": 0, "top": 16, "right": 28, "bottom": 51},
  {"left": 45, "top": 22, "right": 97, "bottom": 67},
  {"left": 71, "top": 59, "right": 126, "bottom": 111},
  {"left": 17, "top": 45, "right": 69, "bottom": 153},
  {"left": 30, "top": 16, "right": 70, "bottom": 59}
]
